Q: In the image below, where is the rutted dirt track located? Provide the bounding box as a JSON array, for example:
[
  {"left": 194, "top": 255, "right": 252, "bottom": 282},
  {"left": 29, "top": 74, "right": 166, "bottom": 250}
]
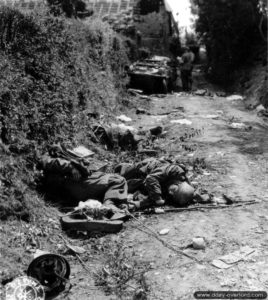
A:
[{"left": 70, "top": 93, "right": 268, "bottom": 300}]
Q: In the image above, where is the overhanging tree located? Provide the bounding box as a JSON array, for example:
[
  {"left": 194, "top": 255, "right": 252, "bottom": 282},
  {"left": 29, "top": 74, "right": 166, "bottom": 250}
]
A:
[{"left": 192, "top": 0, "right": 267, "bottom": 83}]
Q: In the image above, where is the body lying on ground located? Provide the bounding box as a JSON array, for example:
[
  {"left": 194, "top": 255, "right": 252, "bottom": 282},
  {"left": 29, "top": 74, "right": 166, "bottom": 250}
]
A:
[
  {"left": 115, "top": 158, "right": 197, "bottom": 207},
  {"left": 92, "top": 123, "right": 142, "bottom": 151},
  {"left": 38, "top": 144, "right": 128, "bottom": 212}
]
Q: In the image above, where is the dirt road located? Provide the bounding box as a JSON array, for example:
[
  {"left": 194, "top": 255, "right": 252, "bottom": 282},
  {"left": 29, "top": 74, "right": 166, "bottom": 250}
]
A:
[{"left": 69, "top": 93, "right": 268, "bottom": 300}]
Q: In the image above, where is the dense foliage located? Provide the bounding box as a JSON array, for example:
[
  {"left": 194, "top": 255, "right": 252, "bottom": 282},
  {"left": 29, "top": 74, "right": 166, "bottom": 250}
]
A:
[
  {"left": 0, "top": 7, "right": 129, "bottom": 220},
  {"left": 192, "top": 0, "right": 267, "bottom": 83},
  {"left": 0, "top": 7, "right": 129, "bottom": 147},
  {"left": 46, "top": 0, "right": 93, "bottom": 18}
]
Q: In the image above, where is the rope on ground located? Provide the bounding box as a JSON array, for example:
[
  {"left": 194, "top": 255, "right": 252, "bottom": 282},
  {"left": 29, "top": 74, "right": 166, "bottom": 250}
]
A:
[{"left": 126, "top": 211, "right": 200, "bottom": 263}]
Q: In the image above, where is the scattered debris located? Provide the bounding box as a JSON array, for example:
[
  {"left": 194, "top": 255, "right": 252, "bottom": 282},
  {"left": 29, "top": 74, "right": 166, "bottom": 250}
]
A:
[
  {"left": 116, "top": 115, "right": 132, "bottom": 122},
  {"left": 220, "top": 246, "right": 255, "bottom": 264},
  {"left": 216, "top": 91, "right": 227, "bottom": 97},
  {"left": 75, "top": 199, "right": 102, "bottom": 211},
  {"left": 220, "top": 278, "right": 236, "bottom": 287},
  {"left": 256, "top": 104, "right": 266, "bottom": 112},
  {"left": 212, "top": 196, "right": 228, "bottom": 205},
  {"left": 127, "top": 211, "right": 198, "bottom": 261},
  {"left": 175, "top": 92, "right": 190, "bottom": 97},
  {"left": 256, "top": 104, "right": 266, "bottom": 114},
  {"left": 67, "top": 145, "right": 94, "bottom": 158},
  {"left": 154, "top": 208, "right": 165, "bottom": 214},
  {"left": 212, "top": 246, "right": 256, "bottom": 269},
  {"left": 226, "top": 95, "right": 244, "bottom": 101},
  {"left": 66, "top": 244, "right": 86, "bottom": 255},
  {"left": 115, "top": 123, "right": 137, "bottom": 132},
  {"left": 212, "top": 260, "right": 232, "bottom": 269},
  {"left": 230, "top": 122, "right": 246, "bottom": 129},
  {"left": 159, "top": 228, "right": 170, "bottom": 235},
  {"left": 127, "top": 88, "right": 143, "bottom": 96},
  {"left": 140, "top": 95, "right": 152, "bottom": 101},
  {"left": 229, "top": 122, "right": 252, "bottom": 130},
  {"left": 157, "top": 109, "right": 184, "bottom": 116},
  {"left": 170, "top": 119, "right": 192, "bottom": 125},
  {"left": 174, "top": 106, "right": 185, "bottom": 112},
  {"left": 159, "top": 131, "right": 168, "bottom": 138},
  {"left": 192, "top": 237, "right": 206, "bottom": 250},
  {"left": 150, "top": 115, "right": 167, "bottom": 120},
  {"left": 201, "top": 114, "right": 219, "bottom": 119},
  {"left": 150, "top": 126, "right": 163, "bottom": 136},
  {"left": 136, "top": 108, "right": 150, "bottom": 115},
  {"left": 194, "top": 89, "right": 207, "bottom": 96}
]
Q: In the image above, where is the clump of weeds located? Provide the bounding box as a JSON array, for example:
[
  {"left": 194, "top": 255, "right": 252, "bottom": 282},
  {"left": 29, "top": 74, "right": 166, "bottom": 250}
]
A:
[{"left": 94, "top": 238, "right": 149, "bottom": 299}]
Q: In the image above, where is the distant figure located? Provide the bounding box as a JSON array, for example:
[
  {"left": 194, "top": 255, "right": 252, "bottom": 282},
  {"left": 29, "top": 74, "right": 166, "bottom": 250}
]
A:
[
  {"left": 136, "top": 30, "right": 142, "bottom": 47},
  {"left": 180, "top": 47, "right": 195, "bottom": 91}
]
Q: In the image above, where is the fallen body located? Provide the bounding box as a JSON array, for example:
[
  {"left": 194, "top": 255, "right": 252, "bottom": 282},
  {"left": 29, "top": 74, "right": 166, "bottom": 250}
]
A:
[
  {"left": 38, "top": 144, "right": 128, "bottom": 212},
  {"left": 38, "top": 145, "right": 207, "bottom": 215},
  {"left": 115, "top": 158, "right": 202, "bottom": 207}
]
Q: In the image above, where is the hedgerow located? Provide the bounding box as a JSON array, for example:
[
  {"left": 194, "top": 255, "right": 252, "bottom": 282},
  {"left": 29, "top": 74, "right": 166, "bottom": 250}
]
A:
[{"left": 0, "top": 6, "right": 130, "bottom": 220}]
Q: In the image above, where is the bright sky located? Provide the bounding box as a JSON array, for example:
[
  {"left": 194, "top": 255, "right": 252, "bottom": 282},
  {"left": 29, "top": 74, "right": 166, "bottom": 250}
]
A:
[{"left": 167, "top": 0, "right": 194, "bottom": 29}]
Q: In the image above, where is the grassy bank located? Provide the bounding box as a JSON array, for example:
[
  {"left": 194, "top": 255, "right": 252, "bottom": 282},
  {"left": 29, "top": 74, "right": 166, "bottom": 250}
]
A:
[
  {"left": 0, "top": 6, "right": 130, "bottom": 219},
  {"left": 0, "top": 6, "right": 131, "bottom": 286}
]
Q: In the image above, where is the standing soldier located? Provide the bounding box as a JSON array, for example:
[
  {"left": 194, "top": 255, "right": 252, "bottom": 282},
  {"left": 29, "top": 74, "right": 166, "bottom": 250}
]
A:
[{"left": 179, "top": 46, "right": 195, "bottom": 91}]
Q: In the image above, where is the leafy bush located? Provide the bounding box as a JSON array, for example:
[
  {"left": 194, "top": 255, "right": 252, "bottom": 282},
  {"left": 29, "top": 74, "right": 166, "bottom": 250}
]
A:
[
  {"left": 46, "top": 0, "right": 93, "bottom": 18},
  {"left": 0, "top": 7, "right": 129, "bottom": 144},
  {"left": 0, "top": 6, "right": 130, "bottom": 219}
]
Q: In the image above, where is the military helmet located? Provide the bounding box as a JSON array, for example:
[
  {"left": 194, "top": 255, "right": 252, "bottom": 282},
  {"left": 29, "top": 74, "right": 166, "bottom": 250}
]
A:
[{"left": 168, "top": 181, "right": 195, "bottom": 206}]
